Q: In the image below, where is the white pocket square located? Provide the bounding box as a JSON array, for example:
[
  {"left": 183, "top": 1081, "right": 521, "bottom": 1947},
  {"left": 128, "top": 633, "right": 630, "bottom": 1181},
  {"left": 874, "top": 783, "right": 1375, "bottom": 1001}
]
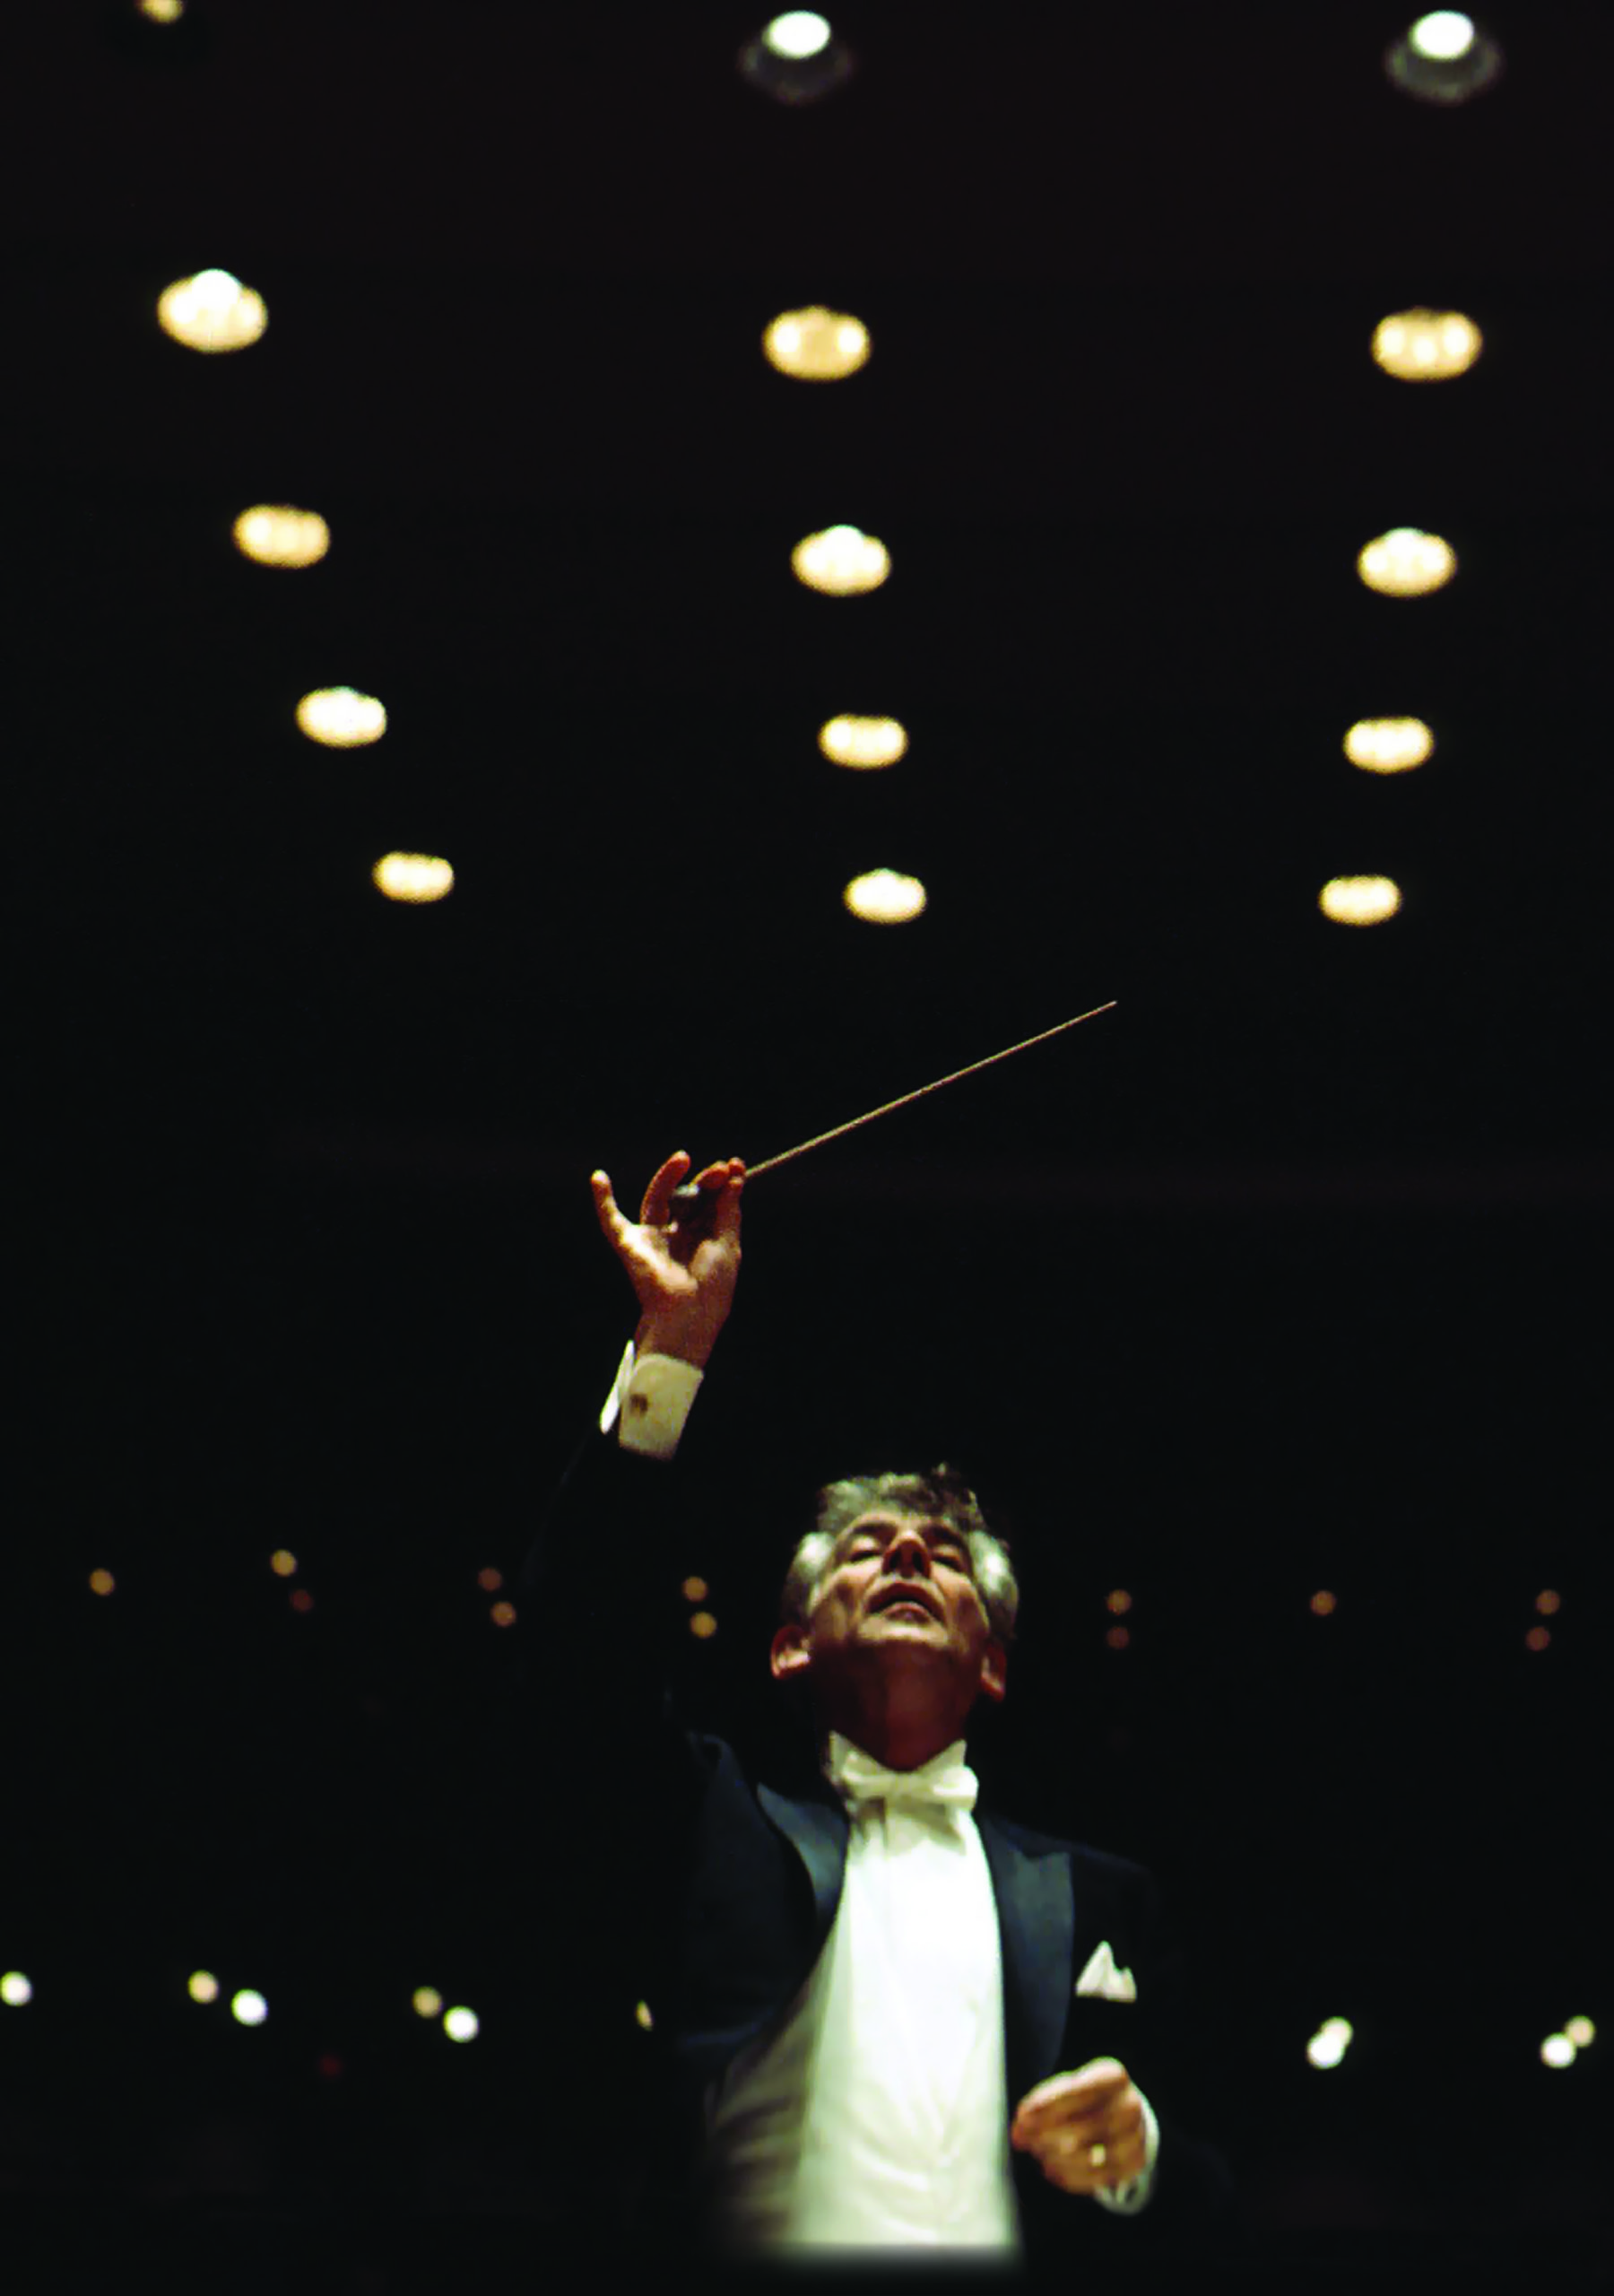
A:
[{"left": 1075, "top": 1939, "right": 1137, "bottom": 2001}]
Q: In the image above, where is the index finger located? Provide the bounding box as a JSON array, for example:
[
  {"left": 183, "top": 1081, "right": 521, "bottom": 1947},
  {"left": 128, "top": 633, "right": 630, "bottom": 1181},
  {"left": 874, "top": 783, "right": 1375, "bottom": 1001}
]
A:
[
  {"left": 639, "top": 1151, "right": 692, "bottom": 1226},
  {"left": 1014, "top": 2063, "right": 1129, "bottom": 2123}
]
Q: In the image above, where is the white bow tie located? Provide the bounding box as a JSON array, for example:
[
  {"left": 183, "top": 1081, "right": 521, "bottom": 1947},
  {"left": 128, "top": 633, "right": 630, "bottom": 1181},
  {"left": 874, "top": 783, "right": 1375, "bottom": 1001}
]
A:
[{"left": 827, "top": 1738, "right": 979, "bottom": 1814}]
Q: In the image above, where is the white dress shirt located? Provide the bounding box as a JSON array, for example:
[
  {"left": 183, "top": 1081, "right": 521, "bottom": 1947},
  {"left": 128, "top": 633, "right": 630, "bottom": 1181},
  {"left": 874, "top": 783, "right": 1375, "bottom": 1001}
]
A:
[{"left": 599, "top": 1339, "right": 1161, "bottom": 2250}]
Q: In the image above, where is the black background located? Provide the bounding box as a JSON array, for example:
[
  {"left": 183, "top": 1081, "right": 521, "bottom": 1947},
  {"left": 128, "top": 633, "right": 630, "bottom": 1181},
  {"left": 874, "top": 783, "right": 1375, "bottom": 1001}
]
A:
[{"left": 5, "top": 3, "right": 1611, "bottom": 2287}]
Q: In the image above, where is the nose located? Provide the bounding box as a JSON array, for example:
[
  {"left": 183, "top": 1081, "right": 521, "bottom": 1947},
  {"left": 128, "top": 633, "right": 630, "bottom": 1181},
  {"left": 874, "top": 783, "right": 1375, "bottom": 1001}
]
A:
[
  {"left": 887, "top": 1522, "right": 928, "bottom": 1565},
  {"left": 879, "top": 1525, "right": 935, "bottom": 1590}
]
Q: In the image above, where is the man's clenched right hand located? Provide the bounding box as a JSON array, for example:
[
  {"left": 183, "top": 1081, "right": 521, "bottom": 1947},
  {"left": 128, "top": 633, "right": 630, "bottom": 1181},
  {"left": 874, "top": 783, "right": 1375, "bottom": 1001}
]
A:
[{"left": 590, "top": 1151, "right": 744, "bottom": 1371}]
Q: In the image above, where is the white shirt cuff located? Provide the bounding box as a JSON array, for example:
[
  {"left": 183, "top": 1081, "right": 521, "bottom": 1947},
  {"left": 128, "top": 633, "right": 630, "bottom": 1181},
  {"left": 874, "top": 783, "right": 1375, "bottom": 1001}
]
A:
[
  {"left": 1092, "top": 2087, "right": 1159, "bottom": 2213},
  {"left": 599, "top": 1338, "right": 704, "bottom": 1458}
]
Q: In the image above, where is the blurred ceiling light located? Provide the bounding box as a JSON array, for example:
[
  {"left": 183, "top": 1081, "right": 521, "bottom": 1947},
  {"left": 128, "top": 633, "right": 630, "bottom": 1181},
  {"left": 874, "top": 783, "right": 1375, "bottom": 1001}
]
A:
[
  {"left": 270, "top": 1550, "right": 298, "bottom": 1577},
  {"left": 230, "top": 1989, "right": 268, "bottom": 2025},
  {"left": 1565, "top": 2016, "right": 1596, "bottom": 2047},
  {"left": 1540, "top": 2032, "right": 1576, "bottom": 2067},
  {"left": 1306, "top": 2022, "right": 1353, "bottom": 2068},
  {"left": 764, "top": 306, "right": 871, "bottom": 380},
  {"left": 1372, "top": 309, "right": 1482, "bottom": 380},
  {"left": 793, "top": 525, "right": 889, "bottom": 595},
  {"left": 137, "top": 0, "right": 187, "bottom": 19},
  {"left": 443, "top": 2006, "right": 480, "bottom": 2042},
  {"left": 374, "top": 853, "right": 454, "bottom": 904},
  {"left": 820, "top": 715, "right": 907, "bottom": 768},
  {"left": 89, "top": 1569, "right": 116, "bottom": 1596},
  {"left": 1319, "top": 876, "right": 1402, "bottom": 926},
  {"left": 0, "top": 1973, "right": 33, "bottom": 2008},
  {"left": 1357, "top": 529, "right": 1456, "bottom": 596},
  {"left": 158, "top": 268, "right": 267, "bottom": 352},
  {"left": 1344, "top": 718, "right": 1434, "bottom": 772},
  {"left": 1412, "top": 7, "right": 1478, "bottom": 53},
  {"left": 1385, "top": 13, "right": 1503, "bottom": 103},
  {"left": 763, "top": 8, "right": 830, "bottom": 54},
  {"left": 739, "top": 13, "right": 854, "bottom": 103},
  {"left": 233, "top": 505, "right": 330, "bottom": 568},
  {"left": 844, "top": 869, "right": 927, "bottom": 924},
  {"left": 187, "top": 1971, "right": 220, "bottom": 2004},
  {"left": 413, "top": 1987, "right": 444, "bottom": 2018},
  {"left": 297, "top": 687, "right": 386, "bottom": 746}
]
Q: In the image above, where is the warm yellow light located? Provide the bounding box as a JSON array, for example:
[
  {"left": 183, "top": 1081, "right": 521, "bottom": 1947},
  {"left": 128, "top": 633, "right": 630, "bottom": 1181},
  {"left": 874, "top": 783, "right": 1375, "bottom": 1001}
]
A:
[
  {"left": 1310, "top": 1590, "right": 1338, "bottom": 1615},
  {"left": 1565, "top": 2016, "right": 1596, "bottom": 2047},
  {"left": 1357, "top": 529, "right": 1456, "bottom": 596},
  {"left": 1105, "top": 1590, "right": 1132, "bottom": 1614},
  {"left": 764, "top": 306, "right": 871, "bottom": 379},
  {"left": 820, "top": 715, "right": 907, "bottom": 768},
  {"left": 373, "top": 852, "right": 454, "bottom": 904},
  {"left": 270, "top": 1550, "right": 298, "bottom": 1578},
  {"left": 478, "top": 1568, "right": 504, "bottom": 1593},
  {"left": 233, "top": 506, "right": 330, "bottom": 568},
  {"left": 690, "top": 1611, "right": 717, "bottom": 1639},
  {"left": 138, "top": 0, "right": 187, "bottom": 20},
  {"left": 635, "top": 2000, "right": 655, "bottom": 2031},
  {"left": 187, "top": 1971, "right": 220, "bottom": 2004},
  {"left": 792, "top": 525, "right": 889, "bottom": 595},
  {"left": 1535, "top": 1589, "right": 1560, "bottom": 1614},
  {"left": 490, "top": 1600, "right": 516, "bottom": 1627},
  {"left": 412, "top": 1987, "right": 443, "bottom": 2019},
  {"left": 1319, "top": 876, "right": 1402, "bottom": 926},
  {"left": 89, "top": 1570, "right": 116, "bottom": 1596},
  {"left": 681, "top": 1577, "right": 709, "bottom": 1603},
  {"left": 843, "top": 868, "right": 926, "bottom": 924},
  {"left": 297, "top": 688, "right": 386, "bottom": 747},
  {"left": 1344, "top": 718, "right": 1434, "bottom": 773},
  {"left": 1372, "top": 308, "right": 1482, "bottom": 380},
  {"left": 158, "top": 269, "right": 267, "bottom": 353}
]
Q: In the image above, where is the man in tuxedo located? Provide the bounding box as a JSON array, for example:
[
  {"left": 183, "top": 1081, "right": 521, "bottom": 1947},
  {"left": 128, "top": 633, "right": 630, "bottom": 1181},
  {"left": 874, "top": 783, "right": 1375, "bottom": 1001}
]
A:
[{"left": 516, "top": 1149, "right": 1238, "bottom": 2283}]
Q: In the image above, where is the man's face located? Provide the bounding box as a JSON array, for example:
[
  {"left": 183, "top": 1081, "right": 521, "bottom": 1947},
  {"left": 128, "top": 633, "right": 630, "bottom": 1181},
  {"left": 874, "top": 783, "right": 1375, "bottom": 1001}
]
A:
[{"left": 769, "top": 1505, "right": 1008, "bottom": 1730}]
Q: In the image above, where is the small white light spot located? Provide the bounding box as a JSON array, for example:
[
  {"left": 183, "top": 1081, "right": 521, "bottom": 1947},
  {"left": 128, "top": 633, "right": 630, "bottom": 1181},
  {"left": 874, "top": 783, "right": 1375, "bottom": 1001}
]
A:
[
  {"left": 763, "top": 13, "right": 832, "bottom": 61},
  {"left": 1410, "top": 12, "right": 1476, "bottom": 61}
]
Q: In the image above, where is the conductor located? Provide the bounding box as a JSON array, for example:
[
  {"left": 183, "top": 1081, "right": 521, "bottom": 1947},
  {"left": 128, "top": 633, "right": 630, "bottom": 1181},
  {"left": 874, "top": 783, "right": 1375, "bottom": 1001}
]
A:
[{"left": 516, "top": 1150, "right": 1237, "bottom": 2280}]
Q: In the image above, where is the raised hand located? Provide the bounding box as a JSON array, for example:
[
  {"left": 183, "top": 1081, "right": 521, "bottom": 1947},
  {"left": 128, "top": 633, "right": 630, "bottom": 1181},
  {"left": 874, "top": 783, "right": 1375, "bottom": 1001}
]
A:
[{"left": 589, "top": 1151, "right": 745, "bottom": 1370}]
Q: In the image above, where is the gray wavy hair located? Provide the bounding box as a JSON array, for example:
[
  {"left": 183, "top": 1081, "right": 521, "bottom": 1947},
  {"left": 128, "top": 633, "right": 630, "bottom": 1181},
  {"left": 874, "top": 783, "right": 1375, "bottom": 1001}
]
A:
[{"left": 778, "top": 1464, "right": 1020, "bottom": 1656}]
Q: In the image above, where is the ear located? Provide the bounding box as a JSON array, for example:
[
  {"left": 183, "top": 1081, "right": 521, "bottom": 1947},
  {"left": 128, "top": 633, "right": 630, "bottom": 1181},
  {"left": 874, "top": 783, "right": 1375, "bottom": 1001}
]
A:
[
  {"left": 976, "top": 1639, "right": 1008, "bottom": 1705},
  {"left": 770, "top": 1622, "right": 812, "bottom": 1683}
]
